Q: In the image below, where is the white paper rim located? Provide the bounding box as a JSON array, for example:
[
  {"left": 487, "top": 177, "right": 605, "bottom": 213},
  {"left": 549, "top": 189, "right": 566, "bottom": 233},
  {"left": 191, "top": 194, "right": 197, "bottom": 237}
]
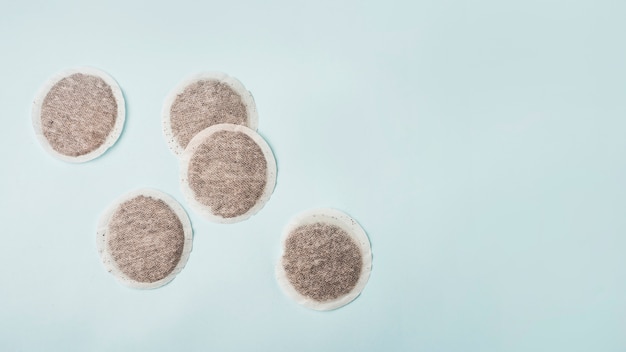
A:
[
  {"left": 162, "top": 71, "right": 259, "bottom": 156},
  {"left": 32, "top": 66, "right": 126, "bottom": 163},
  {"left": 96, "top": 188, "right": 194, "bottom": 289},
  {"left": 180, "top": 123, "right": 277, "bottom": 224},
  {"left": 276, "top": 208, "right": 373, "bottom": 311}
]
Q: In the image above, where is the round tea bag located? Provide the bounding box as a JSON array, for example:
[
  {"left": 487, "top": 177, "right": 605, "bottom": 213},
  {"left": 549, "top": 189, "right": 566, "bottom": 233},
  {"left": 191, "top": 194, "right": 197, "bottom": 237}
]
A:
[
  {"left": 97, "top": 189, "right": 193, "bottom": 289},
  {"left": 163, "top": 72, "right": 258, "bottom": 156},
  {"left": 276, "top": 208, "right": 372, "bottom": 310},
  {"left": 180, "top": 123, "right": 276, "bottom": 223},
  {"left": 32, "top": 67, "right": 125, "bottom": 162}
]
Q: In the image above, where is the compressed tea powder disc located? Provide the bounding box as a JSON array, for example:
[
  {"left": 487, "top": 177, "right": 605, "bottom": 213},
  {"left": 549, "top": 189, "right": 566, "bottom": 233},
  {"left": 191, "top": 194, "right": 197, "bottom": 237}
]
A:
[
  {"left": 163, "top": 72, "right": 258, "bottom": 156},
  {"left": 276, "top": 208, "right": 372, "bottom": 310},
  {"left": 32, "top": 67, "right": 125, "bottom": 162},
  {"left": 180, "top": 123, "right": 276, "bottom": 223},
  {"left": 97, "top": 189, "right": 193, "bottom": 289}
]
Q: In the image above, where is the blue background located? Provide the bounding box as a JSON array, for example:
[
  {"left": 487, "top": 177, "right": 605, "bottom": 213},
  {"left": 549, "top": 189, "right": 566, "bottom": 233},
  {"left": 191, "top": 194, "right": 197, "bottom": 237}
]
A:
[{"left": 1, "top": 0, "right": 626, "bottom": 351}]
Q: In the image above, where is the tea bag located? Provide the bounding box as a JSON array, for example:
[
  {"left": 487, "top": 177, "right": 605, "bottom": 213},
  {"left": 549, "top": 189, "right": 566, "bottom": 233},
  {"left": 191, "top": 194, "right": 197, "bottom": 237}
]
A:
[
  {"left": 163, "top": 72, "right": 258, "bottom": 156},
  {"left": 276, "top": 209, "right": 372, "bottom": 310},
  {"left": 32, "top": 67, "right": 125, "bottom": 162},
  {"left": 97, "top": 189, "right": 193, "bottom": 289},
  {"left": 180, "top": 124, "right": 276, "bottom": 223}
]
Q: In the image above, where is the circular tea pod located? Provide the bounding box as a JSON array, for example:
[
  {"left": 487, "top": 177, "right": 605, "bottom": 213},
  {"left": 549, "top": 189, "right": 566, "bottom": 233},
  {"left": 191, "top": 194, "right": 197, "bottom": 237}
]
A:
[
  {"left": 97, "top": 189, "right": 193, "bottom": 289},
  {"left": 163, "top": 72, "right": 258, "bottom": 156},
  {"left": 180, "top": 123, "right": 276, "bottom": 223},
  {"left": 32, "top": 67, "right": 125, "bottom": 162},
  {"left": 276, "top": 208, "right": 372, "bottom": 310}
]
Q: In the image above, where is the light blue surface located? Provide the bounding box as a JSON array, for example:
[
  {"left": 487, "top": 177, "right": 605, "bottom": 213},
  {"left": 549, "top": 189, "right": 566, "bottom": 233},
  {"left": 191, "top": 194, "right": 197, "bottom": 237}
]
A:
[{"left": 1, "top": 0, "right": 625, "bottom": 351}]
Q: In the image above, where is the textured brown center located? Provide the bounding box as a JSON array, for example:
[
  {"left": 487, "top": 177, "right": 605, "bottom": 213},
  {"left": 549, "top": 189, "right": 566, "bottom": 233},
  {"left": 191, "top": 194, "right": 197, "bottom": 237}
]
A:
[
  {"left": 188, "top": 130, "right": 267, "bottom": 218},
  {"left": 107, "top": 195, "right": 185, "bottom": 283},
  {"left": 170, "top": 80, "right": 248, "bottom": 150},
  {"left": 40, "top": 73, "right": 118, "bottom": 157},
  {"left": 282, "top": 223, "right": 363, "bottom": 301}
]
